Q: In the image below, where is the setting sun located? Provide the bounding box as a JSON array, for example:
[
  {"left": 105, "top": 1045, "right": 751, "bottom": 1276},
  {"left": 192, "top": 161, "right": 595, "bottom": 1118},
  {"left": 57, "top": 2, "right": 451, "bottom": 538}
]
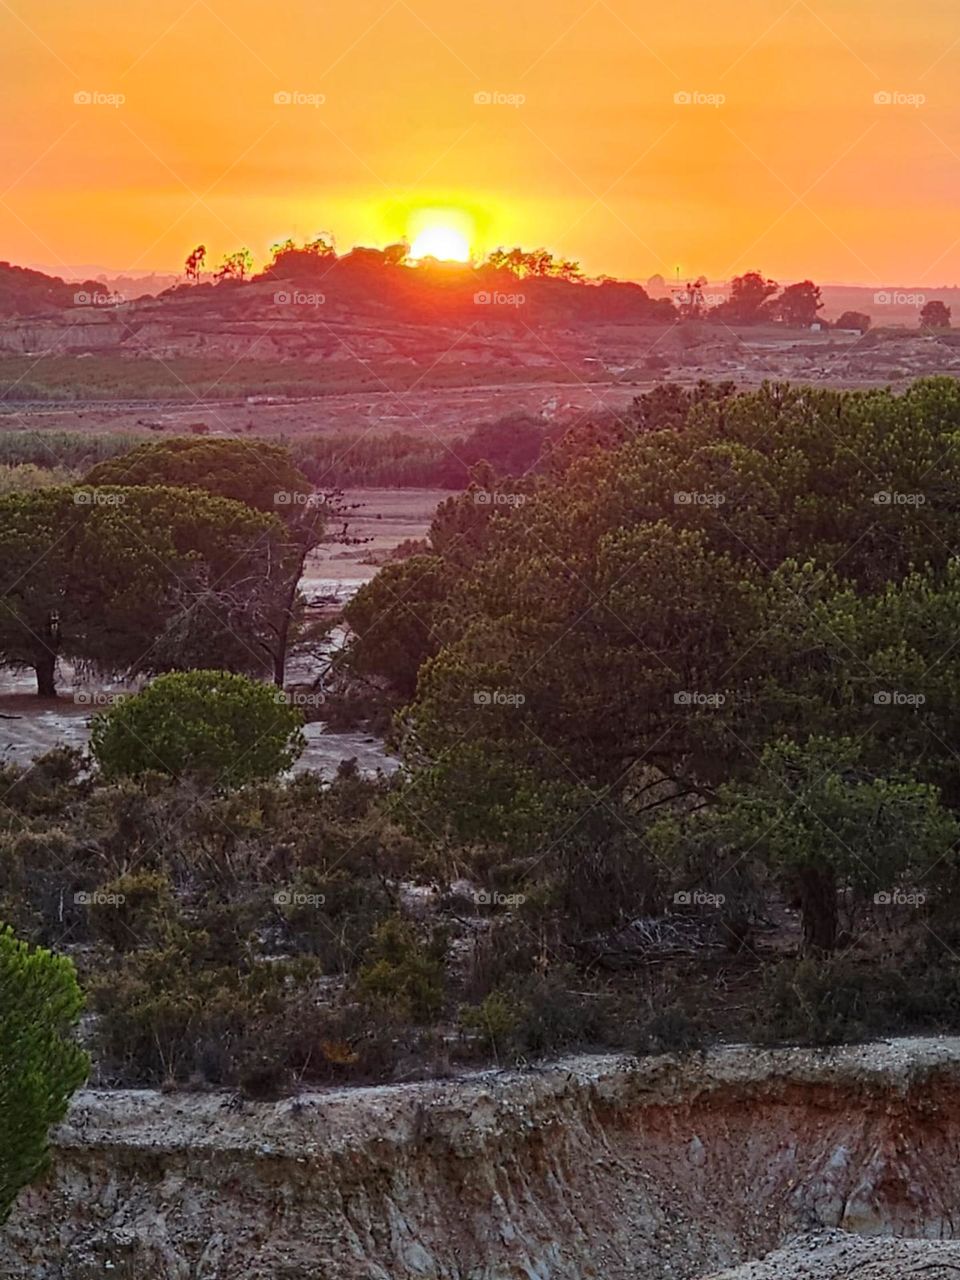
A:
[
  {"left": 409, "top": 225, "right": 471, "bottom": 262},
  {"left": 407, "top": 208, "right": 474, "bottom": 263}
]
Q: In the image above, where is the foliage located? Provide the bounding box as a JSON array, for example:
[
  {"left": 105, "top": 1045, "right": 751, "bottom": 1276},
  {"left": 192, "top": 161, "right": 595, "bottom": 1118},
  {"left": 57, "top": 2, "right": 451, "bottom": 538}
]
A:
[
  {"left": 356, "top": 917, "right": 447, "bottom": 1023},
  {"left": 0, "top": 484, "right": 287, "bottom": 692},
  {"left": 84, "top": 436, "right": 313, "bottom": 515},
  {"left": 776, "top": 280, "right": 823, "bottom": 326},
  {"left": 920, "top": 299, "right": 951, "bottom": 329},
  {"left": 90, "top": 670, "right": 305, "bottom": 787},
  {"left": 835, "top": 310, "right": 871, "bottom": 333},
  {"left": 343, "top": 554, "right": 447, "bottom": 697},
  {"left": 0, "top": 927, "right": 88, "bottom": 1222}
]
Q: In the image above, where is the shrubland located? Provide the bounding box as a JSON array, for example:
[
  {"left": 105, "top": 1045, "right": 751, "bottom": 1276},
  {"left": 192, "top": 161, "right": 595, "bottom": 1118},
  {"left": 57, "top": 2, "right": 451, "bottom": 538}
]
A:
[{"left": 12, "top": 379, "right": 960, "bottom": 1153}]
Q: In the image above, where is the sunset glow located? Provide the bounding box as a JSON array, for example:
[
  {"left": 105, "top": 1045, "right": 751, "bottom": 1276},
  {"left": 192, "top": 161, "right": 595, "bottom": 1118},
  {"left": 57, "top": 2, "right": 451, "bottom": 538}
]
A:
[{"left": 4, "top": 0, "right": 960, "bottom": 283}]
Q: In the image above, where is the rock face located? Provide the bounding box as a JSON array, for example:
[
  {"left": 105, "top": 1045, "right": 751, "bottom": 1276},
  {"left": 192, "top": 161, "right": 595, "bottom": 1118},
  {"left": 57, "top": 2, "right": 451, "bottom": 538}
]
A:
[
  {"left": 707, "top": 1228, "right": 960, "bottom": 1278},
  {"left": 5, "top": 1039, "right": 960, "bottom": 1279}
]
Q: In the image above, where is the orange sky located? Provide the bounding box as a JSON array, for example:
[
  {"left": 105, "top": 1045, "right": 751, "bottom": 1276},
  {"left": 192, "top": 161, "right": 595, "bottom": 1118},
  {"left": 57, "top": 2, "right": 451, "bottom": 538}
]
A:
[{"left": 2, "top": 0, "right": 960, "bottom": 284}]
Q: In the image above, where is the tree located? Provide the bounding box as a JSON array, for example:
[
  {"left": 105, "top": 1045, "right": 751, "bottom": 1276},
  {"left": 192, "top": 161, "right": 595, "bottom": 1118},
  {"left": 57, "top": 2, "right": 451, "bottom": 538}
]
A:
[
  {"left": 343, "top": 555, "right": 447, "bottom": 698},
  {"left": 0, "top": 485, "right": 286, "bottom": 695},
  {"left": 260, "top": 235, "right": 336, "bottom": 282},
  {"left": 676, "top": 276, "right": 708, "bottom": 320},
  {"left": 381, "top": 377, "right": 960, "bottom": 841},
  {"left": 90, "top": 670, "right": 305, "bottom": 788},
  {"left": 665, "top": 737, "right": 957, "bottom": 952},
  {"left": 921, "top": 299, "right": 951, "bottom": 329},
  {"left": 711, "top": 271, "right": 778, "bottom": 324},
  {"left": 184, "top": 244, "right": 206, "bottom": 284},
  {"left": 777, "top": 280, "right": 823, "bottom": 327},
  {"left": 214, "top": 248, "right": 253, "bottom": 283},
  {"left": 484, "top": 247, "right": 582, "bottom": 281},
  {"left": 835, "top": 310, "right": 871, "bottom": 333},
  {"left": 0, "top": 926, "right": 88, "bottom": 1223},
  {"left": 85, "top": 438, "right": 329, "bottom": 685},
  {"left": 84, "top": 437, "right": 313, "bottom": 515}
]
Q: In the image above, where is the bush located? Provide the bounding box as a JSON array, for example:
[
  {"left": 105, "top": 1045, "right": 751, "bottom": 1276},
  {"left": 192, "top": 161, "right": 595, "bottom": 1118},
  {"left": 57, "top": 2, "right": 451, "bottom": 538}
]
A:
[
  {"left": 87, "top": 872, "right": 172, "bottom": 952},
  {"left": 90, "top": 670, "right": 305, "bottom": 788},
  {"left": 356, "top": 918, "right": 447, "bottom": 1023},
  {"left": 0, "top": 927, "right": 88, "bottom": 1222},
  {"left": 750, "top": 955, "right": 960, "bottom": 1046},
  {"left": 274, "top": 868, "right": 396, "bottom": 973},
  {"left": 91, "top": 929, "right": 318, "bottom": 1086},
  {"left": 460, "top": 971, "right": 616, "bottom": 1060}
]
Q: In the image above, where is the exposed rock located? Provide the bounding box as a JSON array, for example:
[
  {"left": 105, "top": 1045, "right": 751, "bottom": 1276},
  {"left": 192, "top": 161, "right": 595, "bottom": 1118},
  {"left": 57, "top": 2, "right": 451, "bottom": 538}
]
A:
[
  {"left": 707, "top": 1227, "right": 960, "bottom": 1278},
  {"left": 6, "top": 1039, "right": 960, "bottom": 1278}
]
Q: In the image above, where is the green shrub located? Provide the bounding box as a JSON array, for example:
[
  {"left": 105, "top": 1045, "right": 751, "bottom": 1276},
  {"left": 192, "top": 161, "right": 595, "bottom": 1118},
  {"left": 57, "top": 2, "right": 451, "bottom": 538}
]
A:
[
  {"left": 91, "top": 929, "right": 318, "bottom": 1086},
  {"left": 274, "top": 867, "right": 396, "bottom": 973},
  {"left": 460, "top": 971, "right": 616, "bottom": 1060},
  {"left": 87, "top": 872, "right": 172, "bottom": 952},
  {"left": 356, "top": 918, "right": 447, "bottom": 1023},
  {"left": 91, "top": 670, "right": 305, "bottom": 788},
  {"left": 0, "top": 927, "right": 88, "bottom": 1222}
]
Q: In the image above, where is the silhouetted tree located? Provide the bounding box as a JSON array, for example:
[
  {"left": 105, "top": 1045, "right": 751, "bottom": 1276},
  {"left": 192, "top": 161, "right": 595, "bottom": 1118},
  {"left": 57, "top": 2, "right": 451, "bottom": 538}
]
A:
[
  {"left": 184, "top": 244, "right": 206, "bottom": 284},
  {"left": 835, "top": 310, "right": 871, "bottom": 333},
  {"left": 777, "top": 280, "right": 823, "bottom": 327},
  {"left": 710, "top": 271, "right": 779, "bottom": 324},
  {"left": 921, "top": 299, "right": 952, "bottom": 329}
]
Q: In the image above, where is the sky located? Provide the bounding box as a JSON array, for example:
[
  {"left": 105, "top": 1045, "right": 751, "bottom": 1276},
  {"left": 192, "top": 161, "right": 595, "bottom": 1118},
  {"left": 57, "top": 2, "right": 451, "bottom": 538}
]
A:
[{"left": 2, "top": 0, "right": 960, "bottom": 285}]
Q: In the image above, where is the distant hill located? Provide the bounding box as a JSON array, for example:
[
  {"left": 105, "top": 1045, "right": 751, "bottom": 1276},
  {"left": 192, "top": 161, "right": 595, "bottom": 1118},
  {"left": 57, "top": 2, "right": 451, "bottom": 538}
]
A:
[{"left": 0, "top": 262, "right": 103, "bottom": 317}]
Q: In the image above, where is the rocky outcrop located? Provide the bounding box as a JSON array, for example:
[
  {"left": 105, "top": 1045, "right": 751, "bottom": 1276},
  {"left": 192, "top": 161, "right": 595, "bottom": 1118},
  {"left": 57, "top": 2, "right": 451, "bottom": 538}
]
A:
[
  {"left": 5, "top": 1039, "right": 960, "bottom": 1279},
  {"left": 708, "top": 1228, "right": 960, "bottom": 1278}
]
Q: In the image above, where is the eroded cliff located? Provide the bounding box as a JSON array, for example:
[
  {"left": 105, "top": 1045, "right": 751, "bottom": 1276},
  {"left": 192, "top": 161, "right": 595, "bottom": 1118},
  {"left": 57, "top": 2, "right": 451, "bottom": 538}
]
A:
[{"left": 5, "top": 1039, "right": 960, "bottom": 1279}]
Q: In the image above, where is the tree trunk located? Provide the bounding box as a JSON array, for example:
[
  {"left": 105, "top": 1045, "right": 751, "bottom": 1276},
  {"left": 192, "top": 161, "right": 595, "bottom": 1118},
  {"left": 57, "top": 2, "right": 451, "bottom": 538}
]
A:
[
  {"left": 798, "top": 863, "right": 837, "bottom": 953},
  {"left": 272, "top": 543, "right": 309, "bottom": 688},
  {"left": 34, "top": 651, "right": 57, "bottom": 698}
]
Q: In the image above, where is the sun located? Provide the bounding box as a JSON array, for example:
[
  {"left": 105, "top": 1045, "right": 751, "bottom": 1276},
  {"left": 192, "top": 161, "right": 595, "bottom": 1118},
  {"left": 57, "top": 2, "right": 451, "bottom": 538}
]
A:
[{"left": 409, "top": 223, "right": 471, "bottom": 263}]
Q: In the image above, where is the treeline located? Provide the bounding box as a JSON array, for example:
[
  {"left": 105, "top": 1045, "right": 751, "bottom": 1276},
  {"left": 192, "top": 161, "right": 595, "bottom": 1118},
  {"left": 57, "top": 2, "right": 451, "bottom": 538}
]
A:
[{"left": 339, "top": 375, "right": 960, "bottom": 1024}]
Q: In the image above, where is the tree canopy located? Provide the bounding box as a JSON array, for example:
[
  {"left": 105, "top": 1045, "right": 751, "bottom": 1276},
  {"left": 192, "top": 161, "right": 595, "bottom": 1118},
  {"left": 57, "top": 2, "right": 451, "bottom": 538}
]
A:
[
  {"left": 344, "top": 376, "right": 960, "bottom": 950},
  {"left": 90, "top": 669, "right": 305, "bottom": 787}
]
